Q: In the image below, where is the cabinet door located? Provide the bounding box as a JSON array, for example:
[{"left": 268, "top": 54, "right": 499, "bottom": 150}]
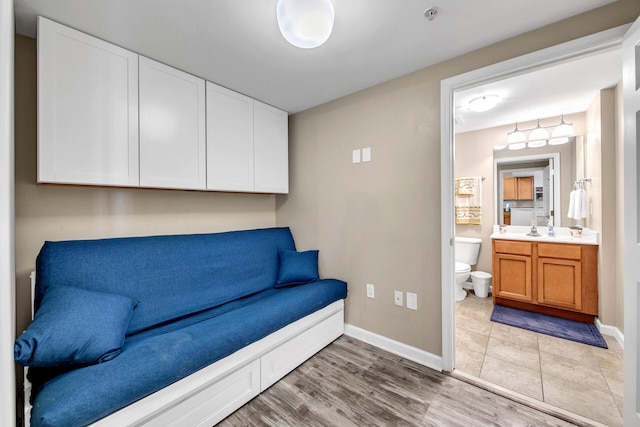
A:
[
  {"left": 537, "top": 257, "right": 582, "bottom": 310},
  {"left": 206, "top": 82, "right": 254, "bottom": 192},
  {"left": 254, "top": 101, "right": 289, "bottom": 194},
  {"left": 139, "top": 57, "right": 206, "bottom": 190},
  {"left": 517, "top": 176, "right": 534, "bottom": 200},
  {"left": 38, "top": 17, "right": 139, "bottom": 186},
  {"left": 494, "top": 254, "right": 532, "bottom": 302},
  {"left": 503, "top": 177, "right": 517, "bottom": 200}
]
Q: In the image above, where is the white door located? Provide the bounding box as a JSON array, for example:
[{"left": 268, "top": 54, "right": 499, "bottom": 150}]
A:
[{"left": 623, "top": 15, "right": 640, "bottom": 427}]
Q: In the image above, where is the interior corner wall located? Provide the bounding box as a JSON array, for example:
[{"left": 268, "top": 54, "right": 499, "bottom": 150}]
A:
[
  {"left": 275, "top": 2, "right": 640, "bottom": 355},
  {"left": 455, "top": 114, "right": 586, "bottom": 275},
  {"left": 14, "top": 33, "right": 278, "bottom": 336}
]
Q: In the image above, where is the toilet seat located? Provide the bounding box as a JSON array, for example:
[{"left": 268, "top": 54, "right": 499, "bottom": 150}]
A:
[{"left": 455, "top": 262, "right": 471, "bottom": 274}]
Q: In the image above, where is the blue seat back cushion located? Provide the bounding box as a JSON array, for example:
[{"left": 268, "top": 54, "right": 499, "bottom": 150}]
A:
[
  {"left": 275, "top": 249, "right": 319, "bottom": 287},
  {"left": 15, "top": 285, "right": 138, "bottom": 367},
  {"left": 35, "top": 227, "right": 296, "bottom": 335}
]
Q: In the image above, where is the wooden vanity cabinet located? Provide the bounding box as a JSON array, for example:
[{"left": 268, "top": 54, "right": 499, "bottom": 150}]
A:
[
  {"left": 493, "top": 239, "right": 598, "bottom": 322},
  {"left": 503, "top": 176, "right": 534, "bottom": 200}
]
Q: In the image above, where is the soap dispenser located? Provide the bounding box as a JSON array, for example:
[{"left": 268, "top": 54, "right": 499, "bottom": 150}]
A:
[{"left": 547, "top": 220, "right": 555, "bottom": 237}]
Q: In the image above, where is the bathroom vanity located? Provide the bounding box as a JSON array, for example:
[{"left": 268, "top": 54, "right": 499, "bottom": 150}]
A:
[{"left": 491, "top": 226, "right": 598, "bottom": 322}]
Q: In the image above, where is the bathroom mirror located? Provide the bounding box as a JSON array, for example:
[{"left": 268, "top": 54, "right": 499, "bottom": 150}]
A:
[{"left": 493, "top": 136, "right": 581, "bottom": 227}]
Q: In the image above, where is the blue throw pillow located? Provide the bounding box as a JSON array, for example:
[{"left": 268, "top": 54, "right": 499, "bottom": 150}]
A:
[
  {"left": 275, "top": 249, "right": 320, "bottom": 288},
  {"left": 15, "top": 285, "right": 138, "bottom": 367}
]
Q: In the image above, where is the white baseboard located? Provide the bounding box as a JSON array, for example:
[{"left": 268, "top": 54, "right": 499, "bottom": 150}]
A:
[
  {"left": 595, "top": 318, "right": 624, "bottom": 349},
  {"left": 344, "top": 323, "right": 442, "bottom": 371}
]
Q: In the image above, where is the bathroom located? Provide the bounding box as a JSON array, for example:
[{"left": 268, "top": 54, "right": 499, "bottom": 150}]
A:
[{"left": 450, "top": 47, "right": 625, "bottom": 426}]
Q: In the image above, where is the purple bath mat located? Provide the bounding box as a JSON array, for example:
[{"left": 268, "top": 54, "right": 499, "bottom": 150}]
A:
[{"left": 490, "top": 304, "right": 607, "bottom": 349}]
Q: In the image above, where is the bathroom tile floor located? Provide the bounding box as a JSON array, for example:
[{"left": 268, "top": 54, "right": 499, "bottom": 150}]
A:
[{"left": 455, "top": 291, "right": 624, "bottom": 427}]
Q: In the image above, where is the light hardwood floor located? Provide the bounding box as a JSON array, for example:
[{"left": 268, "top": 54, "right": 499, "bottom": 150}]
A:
[
  {"left": 455, "top": 292, "right": 623, "bottom": 427},
  {"left": 220, "top": 336, "right": 578, "bottom": 426}
]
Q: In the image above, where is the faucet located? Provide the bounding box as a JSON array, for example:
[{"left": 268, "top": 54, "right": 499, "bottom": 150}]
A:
[{"left": 527, "top": 223, "right": 541, "bottom": 237}]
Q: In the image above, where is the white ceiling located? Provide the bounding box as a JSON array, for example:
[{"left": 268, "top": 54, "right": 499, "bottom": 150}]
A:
[
  {"left": 454, "top": 47, "right": 622, "bottom": 133},
  {"left": 15, "top": 0, "right": 618, "bottom": 114}
]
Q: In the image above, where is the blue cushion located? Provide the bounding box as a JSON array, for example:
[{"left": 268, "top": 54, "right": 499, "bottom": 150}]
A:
[
  {"left": 29, "top": 280, "right": 347, "bottom": 427},
  {"left": 35, "top": 228, "right": 297, "bottom": 335},
  {"left": 15, "top": 285, "right": 138, "bottom": 367},
  {"left": 276, "top": 250, "right": 319, "bottom": 287}
]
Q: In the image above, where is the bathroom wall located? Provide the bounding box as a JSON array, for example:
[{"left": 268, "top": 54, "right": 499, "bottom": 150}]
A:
[
  {"left": 585, "top": 88, "right": 619, "bottom": 328},
  {"left": 455, "top": 114, "right": 586, "bottom": 274}
]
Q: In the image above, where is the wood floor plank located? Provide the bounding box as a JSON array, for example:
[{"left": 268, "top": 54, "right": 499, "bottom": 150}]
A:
[{"left": 219, "top": 336, "right": 579, "bottom": 426}]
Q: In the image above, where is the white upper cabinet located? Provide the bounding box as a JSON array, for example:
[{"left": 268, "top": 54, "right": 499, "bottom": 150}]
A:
[
  {"left": 254, "top": 101, "right": 289, "bottom": 194},
  {"left": 206, "top": 82, "right": 254, "bottom": 192},
  {"left": 206, "top": 83, "right": 289, "bottom": 194},
  {"left": 38, "top": 17, "right": 139, "bottom": 187},
  {"left": 38, "top": 17, "right": 288, "bottom": 193},
  {"left": 139, "top": 57, "right": 206, "bottom": 190}
]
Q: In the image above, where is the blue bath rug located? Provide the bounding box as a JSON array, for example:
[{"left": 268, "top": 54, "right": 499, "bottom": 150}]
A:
[{"left": 490, "top": 304, "right": 608, "bottom": 349}]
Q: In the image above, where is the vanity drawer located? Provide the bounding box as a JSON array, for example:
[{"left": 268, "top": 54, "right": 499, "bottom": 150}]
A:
[
  {"left": 493, "top": 240, "right": 531, "bottom": 256},
  {"left": 538, "top": 243, "right": 581, "bottom": 260}
]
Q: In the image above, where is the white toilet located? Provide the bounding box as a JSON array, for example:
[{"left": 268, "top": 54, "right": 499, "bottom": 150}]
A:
[{"left": 455, "top": 236, "right": 482, "bottom": 301}]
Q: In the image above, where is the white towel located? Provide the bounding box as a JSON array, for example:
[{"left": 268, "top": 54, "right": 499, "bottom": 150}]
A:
[
  {"left": 577, "top": 189, "right": 588, "bottom": 219},
  {"left": 567, "top": 190, "right": 576, "bottom": 219}
]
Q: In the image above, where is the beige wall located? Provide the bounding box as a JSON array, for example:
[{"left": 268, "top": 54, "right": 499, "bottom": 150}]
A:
[
  {"left": 585, "top": 88, "right": 619, "bottom": 327},
  {"left": 455, "top": 114, "right": 585, "bottom": 275},
  {"left": 14, "top": 35, "right": 278, "bottom": 334},
  {"left": 276, "top": 1, "right": 639, "bottom": 355}
]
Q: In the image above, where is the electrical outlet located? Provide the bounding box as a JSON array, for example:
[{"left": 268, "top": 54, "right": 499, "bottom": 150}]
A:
[
  {"left": 406, "top": 292, "right": 418, "bottom": 310},
  {"left": 394, "top": 291, "right": 403, "bottom": 306},
  {"left": 366, "top": 283, "right": 375, "bottom": 298}
]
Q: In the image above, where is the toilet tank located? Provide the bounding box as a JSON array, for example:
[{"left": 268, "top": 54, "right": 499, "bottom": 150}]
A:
[{"left": 455, "top": 236, "right": 482, "bottom": 265}]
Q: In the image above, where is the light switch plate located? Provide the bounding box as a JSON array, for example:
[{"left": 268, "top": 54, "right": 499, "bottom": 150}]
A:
[
  {"left": 366, "top": 283, "right": 375, "bottom": 298},
  {"left": 352, "top": 149, "right": 361, "bottom": 164},
  {"left": 362, "top": 147, "right": 371, "bottom": 162},
  {"left": 406, "top": 292, "right": 417, "bottom": 310}
]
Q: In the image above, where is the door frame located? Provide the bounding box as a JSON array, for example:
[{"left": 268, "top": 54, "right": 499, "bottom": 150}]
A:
[{"left": 440, "top": 25, "right": 629, "bottom": 372}]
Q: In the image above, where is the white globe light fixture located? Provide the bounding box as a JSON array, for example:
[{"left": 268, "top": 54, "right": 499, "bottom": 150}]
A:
[{"left": 277, "top": 0, "right": 335, "bottom": 49}]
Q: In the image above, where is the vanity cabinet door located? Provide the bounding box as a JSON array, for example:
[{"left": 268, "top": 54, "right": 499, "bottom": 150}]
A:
[
  {"left": 139, "top": 57, "right": 206, "bottom": 190},
  {"left": 537, "top": 257, "right": 582, "bottom": 310},
  {"left": 38, "top": 17, "right": 139, "bottom": 186},
  {"left": 493, "top": 253, "right": 533, "bottom": 302}
]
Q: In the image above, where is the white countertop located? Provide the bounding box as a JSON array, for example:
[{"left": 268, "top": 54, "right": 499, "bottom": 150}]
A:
[{"left": 490, "top": 225, "right": 599, "bottom": 245}]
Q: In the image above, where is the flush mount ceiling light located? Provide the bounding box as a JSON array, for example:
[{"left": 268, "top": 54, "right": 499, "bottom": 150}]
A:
[
  {"left": 467, "top": 95, "right": 500, "bottom": 112},
  {"left": 277, "top": 0, "right": 335, "bottom": 49}
]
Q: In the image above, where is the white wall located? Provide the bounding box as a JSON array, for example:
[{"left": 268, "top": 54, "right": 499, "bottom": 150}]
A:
[{"left": 0, "top": 0, "right": 16, "bottom": 424}]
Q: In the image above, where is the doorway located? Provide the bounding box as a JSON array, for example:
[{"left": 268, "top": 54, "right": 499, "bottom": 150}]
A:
[{"left": 440, "top": 25, "right": 628, "bottom": 424}]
